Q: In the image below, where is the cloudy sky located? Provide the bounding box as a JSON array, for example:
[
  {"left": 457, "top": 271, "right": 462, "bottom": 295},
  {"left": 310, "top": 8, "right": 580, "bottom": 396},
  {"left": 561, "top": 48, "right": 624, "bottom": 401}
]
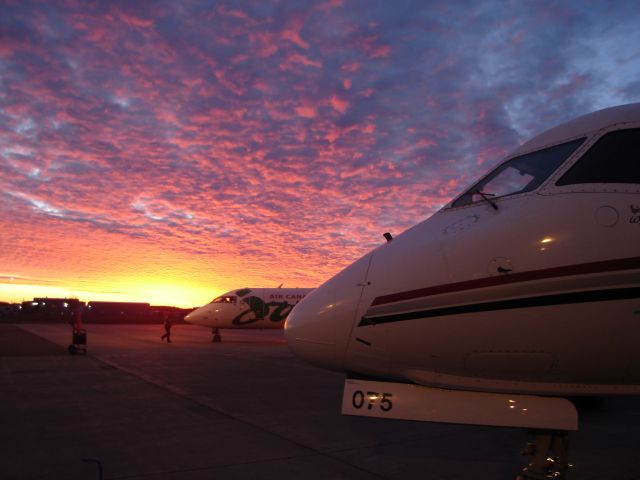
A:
[{"left": 1, "top": 0, "right": 639, "bottom": 307}]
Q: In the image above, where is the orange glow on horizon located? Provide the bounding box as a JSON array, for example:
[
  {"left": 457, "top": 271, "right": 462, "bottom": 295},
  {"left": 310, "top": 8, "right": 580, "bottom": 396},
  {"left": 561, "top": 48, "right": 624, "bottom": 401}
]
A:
[{"left": 0, "top": 278, "right": 222, "bottom": 309}]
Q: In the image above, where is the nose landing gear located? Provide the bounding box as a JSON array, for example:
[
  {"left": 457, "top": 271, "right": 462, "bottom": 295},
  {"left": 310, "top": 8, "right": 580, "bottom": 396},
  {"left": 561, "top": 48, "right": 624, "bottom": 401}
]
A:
[
  {"left": 517, "top": 430, "right": 571, "bottom": 479},
  {"left": 212, "top": 327, "right": 222, "bottom": 343}
]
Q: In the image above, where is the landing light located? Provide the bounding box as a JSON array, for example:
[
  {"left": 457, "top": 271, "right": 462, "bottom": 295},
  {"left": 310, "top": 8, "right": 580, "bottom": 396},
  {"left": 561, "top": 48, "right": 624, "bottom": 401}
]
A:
[{"left": 540, "top": 237, "right": 553, "bottom": 244}]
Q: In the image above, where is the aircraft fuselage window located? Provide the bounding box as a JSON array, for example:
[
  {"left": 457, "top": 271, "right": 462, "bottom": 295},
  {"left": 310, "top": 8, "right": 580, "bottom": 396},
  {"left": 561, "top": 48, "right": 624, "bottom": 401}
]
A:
[
  {"left": 451, "top": 137, "right": 585, "bottom": 208},
  {"left": 556, "top": 128, "right": 640, "bottom": 185},
  {"left": 211, "top": 296, "right": 237, "bottom": 304}
]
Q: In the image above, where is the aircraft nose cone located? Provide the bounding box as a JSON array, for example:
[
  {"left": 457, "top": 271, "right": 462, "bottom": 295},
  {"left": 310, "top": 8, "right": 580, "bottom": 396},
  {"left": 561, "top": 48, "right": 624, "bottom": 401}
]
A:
[
  {"left": 285, "top": 295, "right": 344, "bottom": 371},
  {"left": 184, "top": 308, "right": 207, "bottom": 325},
  {"left": 285, "top": 253, "right": 372, "bottom": 372}
]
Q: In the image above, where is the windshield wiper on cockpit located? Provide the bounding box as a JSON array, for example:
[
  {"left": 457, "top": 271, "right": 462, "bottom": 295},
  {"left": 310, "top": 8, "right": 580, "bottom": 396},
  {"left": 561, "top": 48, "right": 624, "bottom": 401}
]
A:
[{"left": 474, "top": 189, "right": 498, "bottom": 210}]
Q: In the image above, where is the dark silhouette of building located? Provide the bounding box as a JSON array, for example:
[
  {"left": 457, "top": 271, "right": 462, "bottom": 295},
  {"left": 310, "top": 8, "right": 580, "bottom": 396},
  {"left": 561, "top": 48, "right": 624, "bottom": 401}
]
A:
[
  {"left": 0, "top": 302, "right": 22, "bottom": 321},
  {"left": 19, "top": 298, "right": 83, "bottom": 323},
  {"left": 84, "top": 302, "right": 192, "bottom": 324},
  {"left": 4, "top": 298, "right": 194, "bottom": 324},
  {"left": 85, "top": 302, "right": 153, "bottom": 324}
]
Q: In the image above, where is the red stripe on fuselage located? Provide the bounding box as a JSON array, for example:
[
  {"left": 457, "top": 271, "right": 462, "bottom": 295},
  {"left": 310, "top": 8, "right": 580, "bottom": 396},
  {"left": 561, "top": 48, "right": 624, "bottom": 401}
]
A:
[{"left": 371, "top": 257, "right": 640, "bottom": 306}]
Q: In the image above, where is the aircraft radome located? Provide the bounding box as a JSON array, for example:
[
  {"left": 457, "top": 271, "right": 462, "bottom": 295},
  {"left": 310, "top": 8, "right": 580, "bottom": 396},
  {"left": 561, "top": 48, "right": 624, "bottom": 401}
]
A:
[
  {"left": 285, "top": 103, "right": 640, "bottom": 479},
  {"left": 185, "top": 287, "right": 313, "bottom": 342}
]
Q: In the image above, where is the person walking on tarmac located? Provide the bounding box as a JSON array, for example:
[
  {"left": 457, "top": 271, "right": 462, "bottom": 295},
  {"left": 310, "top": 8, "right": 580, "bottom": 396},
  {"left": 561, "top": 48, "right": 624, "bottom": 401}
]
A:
[{"left": 161, "top": 315, "right": 173, "bottom": 343}]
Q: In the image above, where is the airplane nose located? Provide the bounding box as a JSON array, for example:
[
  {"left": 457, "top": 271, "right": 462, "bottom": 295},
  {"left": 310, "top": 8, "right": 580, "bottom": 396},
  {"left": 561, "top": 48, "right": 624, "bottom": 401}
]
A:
[
  {"left": 285, "top": 253, "right": 372, "bottom": 372},
  {"left": 184, "top": 308, "right": 206, "bottom": 325}
]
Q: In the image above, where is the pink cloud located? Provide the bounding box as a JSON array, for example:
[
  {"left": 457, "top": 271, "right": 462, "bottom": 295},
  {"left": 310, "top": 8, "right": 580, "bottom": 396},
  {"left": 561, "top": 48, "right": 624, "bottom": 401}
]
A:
[
  {"left": 281, "top": 17, "right": 310, "bottom": 49},
  {"left": 353, "top": 34, "right": 392, "bottom": 59},
  {"left": 370, "top": 44, "right": 391, "bottom": 58},
  {"left": 279, "top": 53, "right": 322, "bottom": 70},
  {"left": 315, "top": 0, "right": 344, "bottom": 11},
  {"left": 248, "top": 31, "right": 280, "bottom": 57},
  {"left": 213, "top": 69, "right": 247, "bottom": 96},
  {"left": 341, "top": 63, "right": 361, "bottom": 73},
  {"left": 330, "top": 95, "right": 349, "bottom": 113},
  {"left": 217, "top": 5, "right": 253, "bottom": 21},
  {"left": 117, "top": 11, "right": 154, "bottom": 29},
  {"left": 361, "top": 123, "right": 376, "bottom": 134},
  {"left": 295, "top": 105, "right": 317, "bottom": 118}
]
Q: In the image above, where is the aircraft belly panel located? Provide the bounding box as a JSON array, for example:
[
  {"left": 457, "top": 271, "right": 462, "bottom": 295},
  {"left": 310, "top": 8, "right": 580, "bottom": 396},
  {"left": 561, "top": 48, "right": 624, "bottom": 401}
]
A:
[
  {"left": 379, "top": 298, "right": 640, "bottom": 393},
  {"left": 464, "top": 352, "right": 555, "bottom": 377}
]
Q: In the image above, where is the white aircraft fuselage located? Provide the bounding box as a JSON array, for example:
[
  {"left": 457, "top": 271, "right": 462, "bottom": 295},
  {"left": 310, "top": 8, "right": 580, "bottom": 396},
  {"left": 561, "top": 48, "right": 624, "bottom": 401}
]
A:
[
  {"left": 285, "top": 103, "right": 640, "bottom": 398},
  {"left": 185, "top": 287, "right": 313, "bottom": 330}
]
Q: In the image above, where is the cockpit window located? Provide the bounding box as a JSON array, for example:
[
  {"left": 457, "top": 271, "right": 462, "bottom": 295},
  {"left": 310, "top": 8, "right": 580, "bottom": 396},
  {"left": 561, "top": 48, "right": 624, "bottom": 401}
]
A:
[
  {"left": 451, "top": 137, "right": 585, "bottom": 208},
  {"left": 556, "top": 128, "right": 640, "bottom": 185},
  {"left": 211, "top": 296, "right": 237, "bottom": 304}
]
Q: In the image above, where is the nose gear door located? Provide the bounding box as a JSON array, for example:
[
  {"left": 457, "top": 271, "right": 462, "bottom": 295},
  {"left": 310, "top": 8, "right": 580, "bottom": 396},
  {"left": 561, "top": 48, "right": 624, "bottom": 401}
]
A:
[{"left": 345, "top": 251, "right": 391, "bottom": 377}]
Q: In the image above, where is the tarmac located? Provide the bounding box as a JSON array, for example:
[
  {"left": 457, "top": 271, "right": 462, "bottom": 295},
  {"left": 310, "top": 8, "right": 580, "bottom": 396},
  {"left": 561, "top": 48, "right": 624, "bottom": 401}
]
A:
[{"left": 1, "top": 323, "right": 639, "bottom": 480}]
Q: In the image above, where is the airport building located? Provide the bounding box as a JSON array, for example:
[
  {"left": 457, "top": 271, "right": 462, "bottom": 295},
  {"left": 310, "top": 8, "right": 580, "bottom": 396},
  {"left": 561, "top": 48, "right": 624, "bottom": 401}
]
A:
[
  {"left": 0, "top": 301, "right": 22, "bottom": 319},
  {"left": 85, "top": 301, "right": 153, "bottom": 324},
  {"left": 85, "top": 302, "right": 192, "bottom": 324},
  {"left": 19, "top": 298, "right": 83, "bottom": 322},
  {"left": 5, "top": 298, "right": 193, "bottom": 324}
]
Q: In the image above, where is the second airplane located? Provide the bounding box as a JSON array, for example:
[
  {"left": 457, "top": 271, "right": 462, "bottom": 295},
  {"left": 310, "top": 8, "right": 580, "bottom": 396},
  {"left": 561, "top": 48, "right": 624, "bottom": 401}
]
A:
[{"left": 185, "top": 287, "right": 313, "bottom": 342}]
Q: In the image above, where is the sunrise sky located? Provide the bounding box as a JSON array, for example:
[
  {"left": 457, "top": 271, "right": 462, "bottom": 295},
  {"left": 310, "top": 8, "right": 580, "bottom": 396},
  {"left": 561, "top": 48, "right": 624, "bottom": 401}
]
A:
[{"left": 1, "top": 0, "right": 639, "bottom": 308}]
